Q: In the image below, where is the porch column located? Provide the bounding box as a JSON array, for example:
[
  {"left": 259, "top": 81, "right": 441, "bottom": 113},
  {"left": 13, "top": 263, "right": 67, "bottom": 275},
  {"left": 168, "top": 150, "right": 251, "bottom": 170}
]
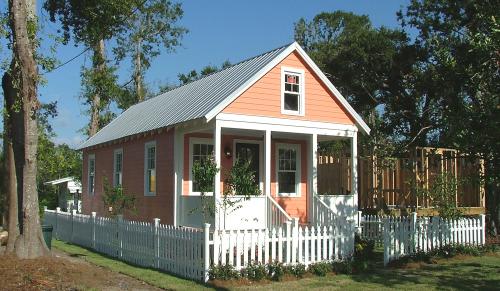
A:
[
  {"left": 351, "top": 131, "right": 358, "bottom": 212},
  {"left": 214, "top": 121, "right": 222, "bottom": 229},
  {"left": 264, "top": 130, "right": 271, "bottom": 196},
  {"left": 309, "top": 133, "right": 318, "bottom": 224}
]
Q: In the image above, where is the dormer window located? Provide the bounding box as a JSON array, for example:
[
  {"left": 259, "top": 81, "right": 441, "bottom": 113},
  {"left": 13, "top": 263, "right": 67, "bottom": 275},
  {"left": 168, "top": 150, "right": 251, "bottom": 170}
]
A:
[{"left": 281, "top": 67, "right": 305, "bottom": 115}]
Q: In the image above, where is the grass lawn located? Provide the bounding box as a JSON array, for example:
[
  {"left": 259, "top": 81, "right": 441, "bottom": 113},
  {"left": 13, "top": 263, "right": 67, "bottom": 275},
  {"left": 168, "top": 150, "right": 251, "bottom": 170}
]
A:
[{"left": 54, "top": 240, "right": 500, "bottom": 291}]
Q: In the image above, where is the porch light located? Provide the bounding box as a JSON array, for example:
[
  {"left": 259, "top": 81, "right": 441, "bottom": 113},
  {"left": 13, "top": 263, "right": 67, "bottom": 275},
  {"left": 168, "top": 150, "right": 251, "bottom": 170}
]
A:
[{"left": 224, "top": 146, "right": 232, "bottom": 158}]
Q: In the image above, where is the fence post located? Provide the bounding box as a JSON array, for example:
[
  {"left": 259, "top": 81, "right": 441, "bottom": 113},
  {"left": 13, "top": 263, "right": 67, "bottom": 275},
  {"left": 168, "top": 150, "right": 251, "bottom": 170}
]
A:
[
  {"left": 285, "top": 220, "right": 292, "bottom": 263},
  {"left": 71, "top": 209, "right": 77, "bottom": 243},
  {"left": 203, "top": 223, "right": 211, "bottom": 283},
  {"left": 410, "top": 212, "right": 417, "bottom": 253},
  {"left": 480, "top": 214, "right": 486, "bottom": 245},
  {"left": 383, "top": 217, "right": 389, "bottom": 266},
  {"left": 292, "top": 218, "right": 299, "bottom": 263},
  {"left": 91, "top": 212, "right": 96, "bottom": 249},
  {"left": 356, "top": 211, "right": 363, "bottom": 235},
  {"left": 154, "top": 218, "right": 160, "bottom": 269},
  {"left": 55, "top": 207, "right": 61, "bottom": 238},
  {"left": 117, "top": 215, "right": 123, "bottom": 259}
]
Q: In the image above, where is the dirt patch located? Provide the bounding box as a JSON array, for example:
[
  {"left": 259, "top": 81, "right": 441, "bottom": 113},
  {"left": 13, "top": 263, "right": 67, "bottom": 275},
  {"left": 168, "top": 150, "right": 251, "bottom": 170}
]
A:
[{"left": 0, "top": 250, "right": 162, "bottom": 291}]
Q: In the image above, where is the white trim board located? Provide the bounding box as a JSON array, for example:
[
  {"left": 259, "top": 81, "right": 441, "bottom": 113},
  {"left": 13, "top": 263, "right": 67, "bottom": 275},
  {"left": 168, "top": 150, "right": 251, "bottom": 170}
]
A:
[{"left": 205, "top": 42, "right": 370, "bottom": 135}]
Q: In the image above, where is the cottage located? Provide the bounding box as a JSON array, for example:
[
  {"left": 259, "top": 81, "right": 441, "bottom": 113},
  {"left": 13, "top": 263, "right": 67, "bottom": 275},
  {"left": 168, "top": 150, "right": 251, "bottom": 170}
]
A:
[
  {"left": 44, "top": 177, "right": 82, "bottom": 212},
  {"left": 78, "top": 42, "right": 370, "bottom": 230}
]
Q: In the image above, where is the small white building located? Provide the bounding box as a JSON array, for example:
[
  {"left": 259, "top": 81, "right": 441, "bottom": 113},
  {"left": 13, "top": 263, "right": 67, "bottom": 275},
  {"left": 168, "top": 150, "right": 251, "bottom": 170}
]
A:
[{"left": 45, "top": 177, "right": 82, "bottom": 212}]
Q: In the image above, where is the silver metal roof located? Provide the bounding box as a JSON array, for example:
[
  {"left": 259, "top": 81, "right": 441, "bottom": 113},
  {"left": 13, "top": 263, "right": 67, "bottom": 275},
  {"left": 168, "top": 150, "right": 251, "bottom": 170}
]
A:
[{"left": 77, "top": 44, "right": 290, "bottom": 149}]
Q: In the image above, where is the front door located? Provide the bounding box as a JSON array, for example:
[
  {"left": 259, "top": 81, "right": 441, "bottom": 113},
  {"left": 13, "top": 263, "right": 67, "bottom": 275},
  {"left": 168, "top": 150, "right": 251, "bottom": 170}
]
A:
[{"left": 235, "top": 142, "right": 261, "bottom": 187}]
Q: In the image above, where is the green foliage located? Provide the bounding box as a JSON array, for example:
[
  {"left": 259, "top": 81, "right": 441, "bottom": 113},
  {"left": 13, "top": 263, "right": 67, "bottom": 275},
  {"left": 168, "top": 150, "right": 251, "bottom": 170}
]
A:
[
  {"left": 102, "top": 177, "right": 136, "bottom": 217},
  {"left": 224, "top": 158, "right": 261, "bottom": 199},
  {"left": 267, "top": 261, "right": 286, "bottom": 281},
  {"left": 308, "top": 261, "right": 332, "bottom": 277},
  {"left": 332, "top": 261, "right": 354, "bottom": 275},
  {"left": 284, "top": 263, "right": 307, "bottom": 278},
  {"left": 178, "top": 61, "right": 231, "bottom": 85},
  {"left": 240, "top": 262, "right": 267, "bottom": 281},
  {"left": 191, "top": 158, "right": 219, "bottom": 222},
  {"left": 208, "top": 264, "right": 240, "bottom": 281},
  {"left": 414, "top": 172, "right": 463, "bottom": 219}
]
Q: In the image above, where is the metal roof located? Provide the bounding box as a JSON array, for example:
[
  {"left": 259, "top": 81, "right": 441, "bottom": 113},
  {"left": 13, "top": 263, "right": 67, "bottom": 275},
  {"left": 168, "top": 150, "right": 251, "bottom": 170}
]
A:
[{"left": 77, "top": 43, "right": 291, "bottom": 149}]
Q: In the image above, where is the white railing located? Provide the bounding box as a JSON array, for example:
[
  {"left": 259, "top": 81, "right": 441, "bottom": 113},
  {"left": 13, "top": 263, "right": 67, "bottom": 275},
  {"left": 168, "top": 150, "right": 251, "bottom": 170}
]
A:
[
  {"left": 360, "top": 214, "right": 384, "bottom": 242},
  {"left": 44, "top": 208, "right": 355, "bottom": 283},
  {"left": 211, "top": 217, "right": 354, "bottom": 270},
  {"left": 266, "top": 196, "right": 292, "bottom": 229},
  {"left": 383, "top": 213, "right": 486, "bottom": 265},
  {"left": 313, "top": 195, "right": 337, "bottom": 226}
]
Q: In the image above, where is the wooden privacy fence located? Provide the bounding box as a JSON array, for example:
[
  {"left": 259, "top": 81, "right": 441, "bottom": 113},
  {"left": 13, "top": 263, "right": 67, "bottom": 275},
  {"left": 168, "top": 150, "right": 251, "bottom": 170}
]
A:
[
  {"left": 318, "top": 147, "right": 485, "bottom": 210},
  {"left": 382, "top": 214, "right": 486, "bottom": 265},
  {"left": 44, "top": 208, "right": 355, "bottom": 282}
]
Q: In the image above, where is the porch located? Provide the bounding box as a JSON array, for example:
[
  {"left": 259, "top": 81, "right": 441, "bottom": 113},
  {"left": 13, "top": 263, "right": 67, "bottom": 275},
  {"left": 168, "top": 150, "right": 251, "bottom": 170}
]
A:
[{"left": 174, "top": 114, "right": 360, "bottom": 230}]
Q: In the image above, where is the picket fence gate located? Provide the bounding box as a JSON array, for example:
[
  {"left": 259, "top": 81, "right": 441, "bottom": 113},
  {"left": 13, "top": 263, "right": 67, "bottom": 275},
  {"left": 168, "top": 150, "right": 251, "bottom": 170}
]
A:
[
  {"left": 383, "top": 213, "right": 486, "bottom": 265},
  {"left": 360, "top": 214, "right": 384, "bottom": 242},
  {"left": 44, "top": 208, "right": 355, "bottom": 282}
]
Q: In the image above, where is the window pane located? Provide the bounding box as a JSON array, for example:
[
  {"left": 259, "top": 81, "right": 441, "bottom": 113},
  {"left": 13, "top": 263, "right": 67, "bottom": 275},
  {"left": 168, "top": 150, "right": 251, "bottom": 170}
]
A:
[
  {"left": 149, "top": 169, "right": 156, "bottom": 192},
  {"left": 284, "top": 93, "right": 299, "bottom": 111},
  {"left": 278, "top": 172, "right": 295, "bottom": 194}
]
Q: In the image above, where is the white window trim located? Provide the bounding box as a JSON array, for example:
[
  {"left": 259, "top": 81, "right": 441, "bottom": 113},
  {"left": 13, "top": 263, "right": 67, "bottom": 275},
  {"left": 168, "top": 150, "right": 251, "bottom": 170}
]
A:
[
  {"left": 87, "top": 154, "right": 95, "bottom": 195},
  {"left": 275, "top": 143, "right": 301, "bottom": 197},
  {"left": 144, "top": 141, "right": 156, "bottom": 196},
  {"left": 281, "top": 66, "right": 305, "bottom": 116},
  {"left": 232, "top": 139, "right": 264, "bottom": 193},
  {"left": 113, "top": 148, "right": 123, "bottom": 187},
  {"left": 189, "top": 137, "right": 214, "bottom": 196}
]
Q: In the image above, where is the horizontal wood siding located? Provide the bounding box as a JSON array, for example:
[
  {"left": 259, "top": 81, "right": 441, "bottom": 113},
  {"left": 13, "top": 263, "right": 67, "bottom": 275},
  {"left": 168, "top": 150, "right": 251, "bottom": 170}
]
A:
[{"left": 223, "top": 51, "right": 355, "bottom": 125}]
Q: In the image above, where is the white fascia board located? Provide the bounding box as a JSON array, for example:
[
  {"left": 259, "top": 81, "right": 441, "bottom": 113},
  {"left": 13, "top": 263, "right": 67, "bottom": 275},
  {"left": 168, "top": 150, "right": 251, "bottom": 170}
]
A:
[
  {"left": 204, "top": 44, "right": 297, "bottom": 122},
  {"left": 217, "top": 113, "right": 357, "bottom": 137}
]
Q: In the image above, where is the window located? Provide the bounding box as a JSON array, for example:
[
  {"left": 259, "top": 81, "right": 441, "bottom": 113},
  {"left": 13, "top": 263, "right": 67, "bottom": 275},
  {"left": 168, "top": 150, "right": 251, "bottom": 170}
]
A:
[
  {"left": 189, "top": 138, "right": 214, "bottom": 194},
  {"left": 276, "top": 144, "right": 300, "bottom": 196},
  {"left": 88, "top": 154, "right": 95, "bottom": 195},
  {"left": 281, "top": 67, "right": 304, "bottom": 115},
  {"left": 144, "top": 142, "right": 156, "bottom": 196},
  {"left": 113, "top": 149, "right": 123, "bottom": 187}
]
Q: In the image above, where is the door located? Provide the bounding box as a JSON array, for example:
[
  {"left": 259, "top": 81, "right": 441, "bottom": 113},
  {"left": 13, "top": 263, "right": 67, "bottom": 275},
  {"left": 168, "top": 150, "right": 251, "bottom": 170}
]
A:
[{"left": 235, "top": 142, "right": 261, "bottom": 187}]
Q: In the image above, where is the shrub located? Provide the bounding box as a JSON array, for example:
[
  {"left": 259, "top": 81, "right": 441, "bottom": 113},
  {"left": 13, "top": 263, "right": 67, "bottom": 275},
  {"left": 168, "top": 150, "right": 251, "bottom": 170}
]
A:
[
  {"left": 209, "top": 264, "right": 240, "bottom": 280},
  {"left": 308, "top": 261, "right": 332, "bottom": 277},
  {"left": 332, "top": 261, "right": 353, "bottom": 274},
  {"left": 241, "top": 262, "right": 267, "bottom": 281},
  {"left": 267, "top": 261, "right": 285, "bottom": 281},
  {"left": 285, "top": 263, "right": 307, "bottom": 278},
  {"left": 354, "top": 234, "right": 375, "bottom": 261}
]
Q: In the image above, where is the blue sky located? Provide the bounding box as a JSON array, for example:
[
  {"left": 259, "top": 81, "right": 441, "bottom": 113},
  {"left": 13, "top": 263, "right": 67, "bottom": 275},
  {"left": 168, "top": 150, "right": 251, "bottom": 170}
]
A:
[{"left": 2, "top": 0, "right": 410, "bottom": 148}]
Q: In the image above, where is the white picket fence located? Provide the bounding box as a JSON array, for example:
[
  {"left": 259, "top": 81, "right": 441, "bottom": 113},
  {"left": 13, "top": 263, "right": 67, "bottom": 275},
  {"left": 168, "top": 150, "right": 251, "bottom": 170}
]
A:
[
  {"left": 44, "top": 208, "right": 355, "bottom": 282},
  {"left": 383, "top": 213, "right": 486, "bottom": 265},
  {"left": 360, "top": 214, "right": 384, "bottom": 242}
]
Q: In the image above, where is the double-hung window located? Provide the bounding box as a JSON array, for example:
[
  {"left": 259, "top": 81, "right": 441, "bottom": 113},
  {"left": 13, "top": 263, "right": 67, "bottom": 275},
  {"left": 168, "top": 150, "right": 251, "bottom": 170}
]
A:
[
  {"left": 144, "top": 141, "right": 156, "bottom": 196},
  {"left": 190, "top": 138, "right": 214, "bottom": 195},
  {"left": 88, "top": 154, "right": 95, "bottom": 195},
  {"left": 281, "top": 67, "right": 304, "bottom": 115},
  {"left": 276, "top": 144, "right": 301, "bottom": 196},
  {"left": 113, "top": 149, "right": 123, "bottom": 187}
]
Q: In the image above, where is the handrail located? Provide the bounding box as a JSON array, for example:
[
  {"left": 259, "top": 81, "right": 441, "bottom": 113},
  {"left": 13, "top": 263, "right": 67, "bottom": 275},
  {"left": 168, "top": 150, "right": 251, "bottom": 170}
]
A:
[
  {"left": 313, "top": 195, "right": 337, "bottom": 226},
  {"left": 267, "top": 195, "right": 292, "bottom": 229}
]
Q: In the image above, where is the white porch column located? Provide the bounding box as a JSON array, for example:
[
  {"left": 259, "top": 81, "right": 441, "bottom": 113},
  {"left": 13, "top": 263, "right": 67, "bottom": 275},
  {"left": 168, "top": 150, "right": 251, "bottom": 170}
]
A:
[
  {"left": 264, "top": 130, "right": 271, "bottom": 196},
  {"left": 309, "top": 133, "right": 318, "bottom": 224},
  {"left": 351, "top": 131, "right": 358, "bottom": 212},
  {"left": 173, "top": 127, "right": 184, "bottom": 226},
  {"left": 214, "top": 121, "right": 222, "bottom": 229}
]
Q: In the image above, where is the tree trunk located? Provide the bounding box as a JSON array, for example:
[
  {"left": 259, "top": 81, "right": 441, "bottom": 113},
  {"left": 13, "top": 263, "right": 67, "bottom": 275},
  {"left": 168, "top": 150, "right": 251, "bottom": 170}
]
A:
[
  {"left": 134, "top": 37, "right": 143, "bottom": 102},
  {"left": 9, "top": 0, "right": 49, "bottom": 258},
  {"left": 2, "top": 71, "right": 20, "bottom": 253},
  {"left": 88, "top": 39, "right": 106, "bottom": 137}
]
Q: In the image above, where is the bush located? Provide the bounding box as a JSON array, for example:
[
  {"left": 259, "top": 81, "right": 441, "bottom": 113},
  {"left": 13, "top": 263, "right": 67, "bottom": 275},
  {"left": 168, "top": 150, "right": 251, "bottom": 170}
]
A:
[
  {"left": 267, "top": 261, "right": 285, "bottom": 281},
  {"left": 332, "top": 261, "right": 353, "bottom": 274},
  {"left": 241, "top": 262, "right": 267, "bottom": 281},
  {"left": 308, "top": 261, "right": 332, "bottom": 277},
  {"left": 209, "top": 264, "right": 240, "bottom": 280},
  {"left": 354, "top": 234, "right": 375, "bottom": 261},
  {"left": 284, "top": 263, "right": 307, "bottom": 278}
]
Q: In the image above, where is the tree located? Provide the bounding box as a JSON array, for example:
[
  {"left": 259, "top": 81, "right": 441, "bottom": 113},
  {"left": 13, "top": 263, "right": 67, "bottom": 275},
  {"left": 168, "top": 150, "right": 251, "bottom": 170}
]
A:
[
  {"left": 399, "top": 0, "right": 500, "bottom": 229},
  {"left": 44, "top": 0, "right": 144, "bottom": 136},
  {"left": 3, "top": 0, "right": 49, "bottom": 258},
  {"left": 178, "top": 61, "right": 231, "bottom": 85},
  {"left": 113, "top": 0, "right": 187, "bottom": 108}
]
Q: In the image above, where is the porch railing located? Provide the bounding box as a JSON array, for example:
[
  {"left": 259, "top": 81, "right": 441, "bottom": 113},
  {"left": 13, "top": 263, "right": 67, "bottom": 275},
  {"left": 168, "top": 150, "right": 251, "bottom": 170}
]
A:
[
  {"left": 313, "top": 195, "right": 337, "bottom": 226},
  {"left": 266, "top": 195, "right": 292, "bottom": 229}
]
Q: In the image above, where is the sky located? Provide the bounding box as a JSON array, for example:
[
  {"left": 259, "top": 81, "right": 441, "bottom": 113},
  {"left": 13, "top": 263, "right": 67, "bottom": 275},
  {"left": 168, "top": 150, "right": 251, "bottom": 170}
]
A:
[{"left": 2, "top": 0, "right": 410, "bottom": 149}]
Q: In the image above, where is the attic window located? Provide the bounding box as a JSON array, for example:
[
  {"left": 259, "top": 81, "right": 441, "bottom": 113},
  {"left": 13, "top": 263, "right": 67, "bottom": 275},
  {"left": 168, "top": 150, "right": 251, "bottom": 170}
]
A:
[{"left": 281, "top": 67, "right": 304, "bottom": 115}]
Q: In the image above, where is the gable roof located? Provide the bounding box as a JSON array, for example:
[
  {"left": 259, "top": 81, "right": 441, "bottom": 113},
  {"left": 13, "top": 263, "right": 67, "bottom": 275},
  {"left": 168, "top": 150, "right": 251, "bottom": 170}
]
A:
[{"left": 77, "top": 42, "right": 370, "bottom": 150}]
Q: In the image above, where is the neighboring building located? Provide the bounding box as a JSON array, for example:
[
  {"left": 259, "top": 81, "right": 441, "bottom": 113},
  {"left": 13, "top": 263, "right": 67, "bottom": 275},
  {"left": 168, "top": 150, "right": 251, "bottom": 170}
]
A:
[
  {"left": 77, "top": 42, "right": 370, "bottom": 230},
  {"left": 44, "top": 177, "right": 82, "bottom": 212}
]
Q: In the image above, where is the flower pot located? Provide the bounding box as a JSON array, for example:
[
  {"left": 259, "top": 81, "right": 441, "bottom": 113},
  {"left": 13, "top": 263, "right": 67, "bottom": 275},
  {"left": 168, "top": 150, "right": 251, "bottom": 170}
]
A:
[{"left": 42, "top": 225, "right": 53, "bottom": 250}]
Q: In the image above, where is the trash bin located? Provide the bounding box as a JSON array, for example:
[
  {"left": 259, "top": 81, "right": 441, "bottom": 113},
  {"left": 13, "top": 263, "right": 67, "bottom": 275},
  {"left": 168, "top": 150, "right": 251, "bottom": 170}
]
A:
[{"left": 42, "top": 225, "right": 53, "bottom": 250}]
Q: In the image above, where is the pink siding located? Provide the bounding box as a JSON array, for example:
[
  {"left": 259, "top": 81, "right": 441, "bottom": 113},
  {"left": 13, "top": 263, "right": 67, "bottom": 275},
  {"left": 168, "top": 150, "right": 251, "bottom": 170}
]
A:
[
  {"left": 82, "top": 129, "right": 175, "bottom": 224},
  {"left": 223, "top": 51, "right": 355, "bottom": 125}
]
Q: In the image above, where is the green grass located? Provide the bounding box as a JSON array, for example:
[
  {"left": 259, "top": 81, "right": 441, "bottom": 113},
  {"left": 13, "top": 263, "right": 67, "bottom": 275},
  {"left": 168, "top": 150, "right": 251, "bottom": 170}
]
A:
[
  {"left": 52, "top": 240, "right": 212, "bottom": 291},
  {"left": 54, "top": 240, "right": 500, "bottom": 291}
]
